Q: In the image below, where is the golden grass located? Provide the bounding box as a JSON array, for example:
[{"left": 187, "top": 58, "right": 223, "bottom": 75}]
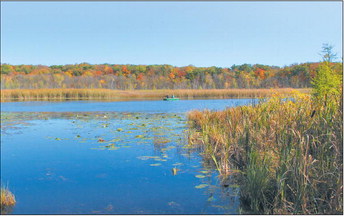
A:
[
  {"left": 0, "top": 88, "right": 310, "bottom": 101},
  {"left": 1, "top": 188, "right": 16, "bottom": 214},
  {"left": 187, "top": 90, "right": 343, "bottom": 214}
]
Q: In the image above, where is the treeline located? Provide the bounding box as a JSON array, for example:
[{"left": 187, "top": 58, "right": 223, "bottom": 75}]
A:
[{"left": 1, "top": 62, "right": 342, "bottom": 89}]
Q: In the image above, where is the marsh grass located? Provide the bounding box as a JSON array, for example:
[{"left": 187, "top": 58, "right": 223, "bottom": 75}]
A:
[
  {"left": 188, "top": 90, "right": 343, "bottom": 214},
  {"left": 0, "top": 88, "right": 310, "bottom": 101},
  {"left": 1, "top": 187, "right": 16, "bottom": 214}
]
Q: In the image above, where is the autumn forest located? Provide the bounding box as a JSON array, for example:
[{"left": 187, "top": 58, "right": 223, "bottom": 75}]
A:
[{"left": 1, "top": 62, "right": 342, "bottom": 90}]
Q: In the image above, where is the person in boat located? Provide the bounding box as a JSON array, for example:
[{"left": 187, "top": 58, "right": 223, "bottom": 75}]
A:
[
  {"left": 172, "top": 95, "right": 175, "bottom": 98},
  {"left": 165, "top": 95, "right": 169, "bottom": 99}
]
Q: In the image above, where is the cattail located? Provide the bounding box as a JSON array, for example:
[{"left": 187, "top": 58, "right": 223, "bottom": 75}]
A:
[{"left": 310, "top": 110, "right": 316, "bottom": 118}]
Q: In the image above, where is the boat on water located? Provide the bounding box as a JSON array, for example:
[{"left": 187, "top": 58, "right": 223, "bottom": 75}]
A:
[
  {"left": 163, "top": 95, "right": 180, "bottom": 101},
  {"left": 163, "top": 97, "right": 180, "bottom": 101}
]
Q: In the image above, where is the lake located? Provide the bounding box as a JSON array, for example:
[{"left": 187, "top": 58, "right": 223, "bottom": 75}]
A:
[{"left": 1, "top": 99, "right": 255, "bottom": 214}]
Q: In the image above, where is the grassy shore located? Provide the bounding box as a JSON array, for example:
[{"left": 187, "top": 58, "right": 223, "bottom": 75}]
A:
[
  {"left": 0, "top": 187, "right": 16, "bottom": 214},
  {"left": 188, "top": 91, "right": 342, "bottom": 214},
  {"left": 0, "top": 88, "right": 310, "bottom": 101}
]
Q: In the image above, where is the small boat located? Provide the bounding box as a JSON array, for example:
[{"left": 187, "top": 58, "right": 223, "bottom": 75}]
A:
[
  {"left": 163, "top": 95, "right": 180, "bottom": 101},
  {"left": 163, "top": 97, "right": 180, "bottom": 101}
]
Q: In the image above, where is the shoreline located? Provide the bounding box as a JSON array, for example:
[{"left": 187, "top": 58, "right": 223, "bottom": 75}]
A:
[{"left": 1, "top": 88, "right": 310, "bottom": 102}]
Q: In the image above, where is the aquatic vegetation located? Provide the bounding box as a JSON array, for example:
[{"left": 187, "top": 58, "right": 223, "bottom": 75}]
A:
[
  {"left": 171, "top": 167, "right": 179, "bottom": 175},
  {"left": 102, "top": 123, "right": 110, "bottom": 128},
  {"left": 154, "top": 158, "right": 167, "bottom": 162},
  {"left": 188, "top": 91, "right": 343, "bottom": 214},
  {"left": 0, "top": 187, "right": 16, "bottom": 214},
  {"left": 207, "top": 196, "right": 215, "bottom": 202},
  {"left": 153, "top": 137, "right": 170, "bottom": 144},
  {"left": 107, "top": 138, "right": 121, "bottom": 142},
  {"left": 104, "top": 143, "right": 115, "bottom": 148},
  {"left": 195, "top": 184, "right": 209, "bottom": 189},
  {"left": 199, "top": 170, "right": 210, "bottom": 174},
  {"left": 1, "top": 88, "right": 310, "bottom": 101},
  {"left": 195, "top": 175, "right": 206, "bottom": 179},
  {"left": 3, "top": 110, "right": 240, "bottom": 213}
]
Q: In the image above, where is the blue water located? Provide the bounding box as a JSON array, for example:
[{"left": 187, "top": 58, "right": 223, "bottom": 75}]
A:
[
  {"left": 1, "top": 99, "right": 252, "bottom": 214},
  {"left": 0, "top": 98, "right": 255, "bottom": 113}
]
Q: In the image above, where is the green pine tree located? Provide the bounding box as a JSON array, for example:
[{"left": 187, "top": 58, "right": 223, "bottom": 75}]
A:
[{"left": 311, "top": 44, "right": 342, "bottom": 101}]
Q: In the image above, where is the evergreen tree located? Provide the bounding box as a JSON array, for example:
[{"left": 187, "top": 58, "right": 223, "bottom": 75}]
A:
[{"left": 311, "top": 44, "right": 342, "bottom": 100}]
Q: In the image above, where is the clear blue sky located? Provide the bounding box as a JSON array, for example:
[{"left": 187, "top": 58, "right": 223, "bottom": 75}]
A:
[{"left": 1, "top": 1, "right": 342, "bottom": 67}]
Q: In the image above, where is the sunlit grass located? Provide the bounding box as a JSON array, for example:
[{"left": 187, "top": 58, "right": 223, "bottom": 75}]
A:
[
  {"left": 188, "top": 90, "right": 343, "bottom": 214},
  {"left": 1, "top": 187, "right": 16, "bottom": 214},
  {"left": 0, "top": 88, "right": 310, "bottom": 101}
]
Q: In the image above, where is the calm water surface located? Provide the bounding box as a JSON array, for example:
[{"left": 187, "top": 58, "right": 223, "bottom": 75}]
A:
[{"left": 1, "top": 99, "right": 255, "bottom": 214}]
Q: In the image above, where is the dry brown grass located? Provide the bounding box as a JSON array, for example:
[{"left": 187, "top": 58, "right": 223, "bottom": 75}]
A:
[
  {"left": 0, "top": 88, "right": 310, "bottom": 101},
  {"left": 1, "top": 188, "right": 16, "bottom": 214},
  {"left": 188, "top": 90, "right": 343, "bottom": 214}
]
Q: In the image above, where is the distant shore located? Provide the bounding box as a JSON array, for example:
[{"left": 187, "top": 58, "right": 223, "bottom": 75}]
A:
[{"left": 0, "top": 88, "right": 311, "bottom": 102}]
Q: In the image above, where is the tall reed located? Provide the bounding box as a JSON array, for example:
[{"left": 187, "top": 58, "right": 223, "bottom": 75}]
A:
[
  {"left": 188, "top": 90, "right": 343, "bottom": 214},
  {"left": 1, "top": 187, "right": 16, "bottom": 214},
  {"left": 1, "top": 88, "right": 310, "bottom": 101}
]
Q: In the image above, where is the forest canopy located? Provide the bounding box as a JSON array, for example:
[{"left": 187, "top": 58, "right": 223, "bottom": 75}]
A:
[{"left": 1, "top": 62, "right": 342, "bottom": 90}]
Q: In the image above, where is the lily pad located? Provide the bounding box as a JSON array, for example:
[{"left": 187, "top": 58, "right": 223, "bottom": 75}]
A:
[
  {"left": 108, "top": 146, "right": 120, "bottom": 150},
  {"left": 150, "top": 163, "right": 162, "bottom": 166},
  {"left": 105, "top": 143, "right": 115, "bottom": 148},
  {"left": 195, "top": 175, "right": 206, "bottom": 178},
  {"left": 108, "top": 138, "right": 121, "bottom": 142},
  {"left": 195, "top": 184, "right": 208, "bottom": 189},
  {"left": 154, "top": 158, "right": 167, "bottom": 162},
  {"left": 207, "top": 196, "right": 215, "bottom": 202},
  {"left": 199, "top": 170, "right": 210, "bottom": 174}
]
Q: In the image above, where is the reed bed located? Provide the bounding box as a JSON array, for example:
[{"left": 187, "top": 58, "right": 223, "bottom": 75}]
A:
[
  {"left": 188, "top": 91, "right": 342, "bottom": 214},
  {"left": 1, "top": 187, "right": 16, "bottom": 214},
  {"left": 0, "top": 88, "right": 310, "bottom": 101}
]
